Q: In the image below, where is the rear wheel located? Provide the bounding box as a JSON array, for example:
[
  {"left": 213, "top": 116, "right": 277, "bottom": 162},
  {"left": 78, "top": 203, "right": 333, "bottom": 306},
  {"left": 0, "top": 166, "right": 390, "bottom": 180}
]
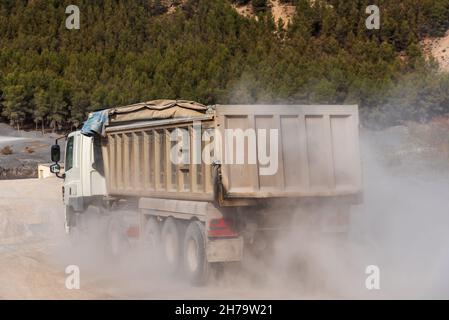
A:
[
  {"left": 161, "top": 217, "right": 182, "bottom": 273},
  {"left": 142, "top": 217, "right": 161, "bottom": 257},
  {"left": 183, "top": 221, "right": 209, "bottom": 286}
]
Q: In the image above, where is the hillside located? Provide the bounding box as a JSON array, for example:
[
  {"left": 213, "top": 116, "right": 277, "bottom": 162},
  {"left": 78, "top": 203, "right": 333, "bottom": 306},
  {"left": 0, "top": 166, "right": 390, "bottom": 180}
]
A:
[
  {"left": 422, "top": 31, "right": 449, "bottom": 72},
  {"left": 1, "top": 0, "right": 449, "bottom": 130},
  {"left": 232, "top": 0, "right": 296, "bottom": 27}
]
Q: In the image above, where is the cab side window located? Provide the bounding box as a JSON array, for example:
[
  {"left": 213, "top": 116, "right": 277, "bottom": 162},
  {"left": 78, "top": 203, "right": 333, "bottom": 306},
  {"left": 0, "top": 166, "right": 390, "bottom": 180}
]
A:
[
  {"left": 92, "top": 136, "right": 104, "bottom": 175},
  {"left": 65, "top": 136, "right": 74, "bottom": 171}
]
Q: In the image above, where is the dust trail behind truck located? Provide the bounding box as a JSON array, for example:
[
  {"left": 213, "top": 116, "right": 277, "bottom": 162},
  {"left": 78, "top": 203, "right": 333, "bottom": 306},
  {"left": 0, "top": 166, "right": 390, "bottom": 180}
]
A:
[{"left": 50, "top": 100, "right": 363, "bottom": 285}]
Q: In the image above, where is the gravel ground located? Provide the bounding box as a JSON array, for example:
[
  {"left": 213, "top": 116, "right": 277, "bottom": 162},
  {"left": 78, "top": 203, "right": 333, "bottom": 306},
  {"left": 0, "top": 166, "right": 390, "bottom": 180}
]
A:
[
  {"left": 0, "top": 178, "right": 321, "bottom": 299},
  {"left": 0, "top": 123, "right": 63, "bottom": 179}
]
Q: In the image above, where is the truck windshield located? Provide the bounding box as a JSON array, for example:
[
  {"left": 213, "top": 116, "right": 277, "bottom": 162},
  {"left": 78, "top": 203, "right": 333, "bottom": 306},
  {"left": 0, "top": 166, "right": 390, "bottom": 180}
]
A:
[{"left": 65, "top": 136, "right": 74, "bottom": 171}]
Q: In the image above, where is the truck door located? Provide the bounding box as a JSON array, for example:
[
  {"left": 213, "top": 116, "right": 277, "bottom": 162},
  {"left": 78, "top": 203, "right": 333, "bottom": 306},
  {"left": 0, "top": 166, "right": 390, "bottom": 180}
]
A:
[{"left": 64, "top": 133, "right": 83, "bottom": 210}]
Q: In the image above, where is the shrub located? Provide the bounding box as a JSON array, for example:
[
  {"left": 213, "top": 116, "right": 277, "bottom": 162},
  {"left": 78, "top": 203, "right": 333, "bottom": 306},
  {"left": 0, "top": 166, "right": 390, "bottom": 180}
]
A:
[
  {"left": 234, "top": 0, "right": 251, "bottom": 5},
  {"left": 252, "top": 0, "right": 267, "bottom": 12},
  {"left": 0, "top": 145, "right": 13, "bottom": 155},
  {"left": 24, "top": 146, "right": 35, "bottom": 154}
]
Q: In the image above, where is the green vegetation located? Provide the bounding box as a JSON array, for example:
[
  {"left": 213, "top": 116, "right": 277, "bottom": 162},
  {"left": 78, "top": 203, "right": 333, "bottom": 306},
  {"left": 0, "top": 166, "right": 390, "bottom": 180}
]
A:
[{"left": 1, "top": 0, "right": 449, "bottom": 130}]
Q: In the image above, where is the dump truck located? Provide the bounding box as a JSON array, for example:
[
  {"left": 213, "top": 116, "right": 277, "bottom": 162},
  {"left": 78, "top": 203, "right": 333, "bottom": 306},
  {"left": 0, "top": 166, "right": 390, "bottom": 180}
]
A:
[{"left": 50, "top": 100, "right": 363, "bottom": 285}]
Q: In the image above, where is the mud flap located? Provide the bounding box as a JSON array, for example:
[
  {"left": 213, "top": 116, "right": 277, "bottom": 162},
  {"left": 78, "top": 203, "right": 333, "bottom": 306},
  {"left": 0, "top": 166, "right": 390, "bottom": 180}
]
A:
[{"left": 206, "top": 237, "right": 243, "bottom": 263}]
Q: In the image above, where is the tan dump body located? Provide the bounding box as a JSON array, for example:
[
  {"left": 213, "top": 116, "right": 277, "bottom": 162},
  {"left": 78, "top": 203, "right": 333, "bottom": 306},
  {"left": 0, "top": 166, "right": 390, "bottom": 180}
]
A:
[
  {"left": 101, "top": 104, "right": 362, "bottom": 203},
  {"left": 216, "top": 105, "right": 362, "bottom": 199}
]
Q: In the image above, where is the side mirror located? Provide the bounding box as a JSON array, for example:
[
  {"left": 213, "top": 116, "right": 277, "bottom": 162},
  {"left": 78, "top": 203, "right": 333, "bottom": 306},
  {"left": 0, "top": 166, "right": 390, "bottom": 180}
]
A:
[
  {"left": 50, "top": 163, "right": 61, "bottom": 174},
  {"left": 51, "top": 144, "right": 61, "bottom": 162}
]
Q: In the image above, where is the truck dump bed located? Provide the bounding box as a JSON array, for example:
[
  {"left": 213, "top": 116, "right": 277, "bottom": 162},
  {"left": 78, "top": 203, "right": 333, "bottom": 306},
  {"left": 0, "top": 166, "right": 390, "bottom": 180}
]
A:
[
  {"left": 101, "top": 103, "right": 362, "bottom": 203},
  {"left": 216, "top": 105, "right": 362, "bottom": 199}
]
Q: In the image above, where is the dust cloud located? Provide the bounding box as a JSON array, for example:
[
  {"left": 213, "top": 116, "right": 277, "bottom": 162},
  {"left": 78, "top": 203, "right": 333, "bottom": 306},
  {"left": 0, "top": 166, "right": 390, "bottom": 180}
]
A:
[
  {"left": 59, "top": 127, "right": 449, "bottom": 299},
  {"left": 1, "top": 124, "right": 449, "bottom": 299},
  {"left": 239, "top": 126, "right": 449, "bottom": 299}
]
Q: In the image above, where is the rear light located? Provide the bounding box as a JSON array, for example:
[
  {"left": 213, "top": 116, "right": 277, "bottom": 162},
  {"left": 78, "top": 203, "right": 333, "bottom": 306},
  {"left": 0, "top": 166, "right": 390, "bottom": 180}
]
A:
[
  {"left": 126, "top": 225, "right": 139, "bottom": 238},
  {"left": 208, "top": 218, "right": 238, "bottom": 238}
]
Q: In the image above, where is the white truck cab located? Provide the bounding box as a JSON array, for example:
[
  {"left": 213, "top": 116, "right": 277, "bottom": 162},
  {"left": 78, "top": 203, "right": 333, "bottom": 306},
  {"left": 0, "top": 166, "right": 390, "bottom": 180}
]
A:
[
  {"left": 59, "top": 131, "right": 107, "bottom": 231},
  {"left": 63, "top": 131, "right": 107, "bottom": 206}
]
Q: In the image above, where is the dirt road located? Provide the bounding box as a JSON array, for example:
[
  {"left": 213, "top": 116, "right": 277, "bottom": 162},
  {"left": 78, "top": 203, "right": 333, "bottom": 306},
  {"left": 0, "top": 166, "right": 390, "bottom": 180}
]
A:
[
  {"left": 0, "top": 178, "right": 109, "bottom": 299},
  {"left": 0, "top": 124, "right": 60, "bottom": 179},
  {"left": 0, "top": 178, "right": 318, "bottom": 299}
]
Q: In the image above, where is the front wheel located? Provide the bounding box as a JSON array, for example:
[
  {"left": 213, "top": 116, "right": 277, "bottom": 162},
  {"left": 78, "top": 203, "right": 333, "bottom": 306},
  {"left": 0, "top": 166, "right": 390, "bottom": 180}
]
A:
[
  {"left": 64, "top": 205, "right": 85, "bottom": 244},
  {"left": 183, "top": 221, "right": 209, "bottom": 286},
  {"left": 64, "top": 205, "right": 76, "bottom": 235}
]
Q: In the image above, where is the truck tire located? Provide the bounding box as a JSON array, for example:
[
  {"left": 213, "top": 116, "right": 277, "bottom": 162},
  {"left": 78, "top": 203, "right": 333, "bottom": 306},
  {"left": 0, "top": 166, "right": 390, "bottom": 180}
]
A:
[
  {"left": 161, "top": 217, "right": 182, "bottom": 273},
  {"left": 65, "top": 205, "right": 111, "bottom": 249},
  {"left": 142, "top": 217, "right": 161, "bottom": 257},
  {"left": 64, "top": 205, "right": 76, "bottom": 234},
  {"left": 183, "top": 221, "right": 209, "bottom": 286},
  {"left": 106, "top": 214, "right": 130, "bottom": 258},
  {"left": 64, "top": 206, "right": 85, "bottom": 245}
]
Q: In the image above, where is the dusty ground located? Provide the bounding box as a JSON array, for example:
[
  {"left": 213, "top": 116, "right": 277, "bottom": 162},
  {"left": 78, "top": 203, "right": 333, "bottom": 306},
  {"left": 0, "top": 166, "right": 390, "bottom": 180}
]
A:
[
  {"left": 0, "top": 178, "right": 320, "bottom": 299},
  {"left": 0, "top": 123, "right": 61, "bottom": 179},
  {"left": 421, "top": 30, "right": 449, "bottom": 72},
  {"left": 1, "top": 123, "right": 449, "bottom": 299},
  {"left": 0, "top": 178, "right": 107, "bottom": 299}
]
